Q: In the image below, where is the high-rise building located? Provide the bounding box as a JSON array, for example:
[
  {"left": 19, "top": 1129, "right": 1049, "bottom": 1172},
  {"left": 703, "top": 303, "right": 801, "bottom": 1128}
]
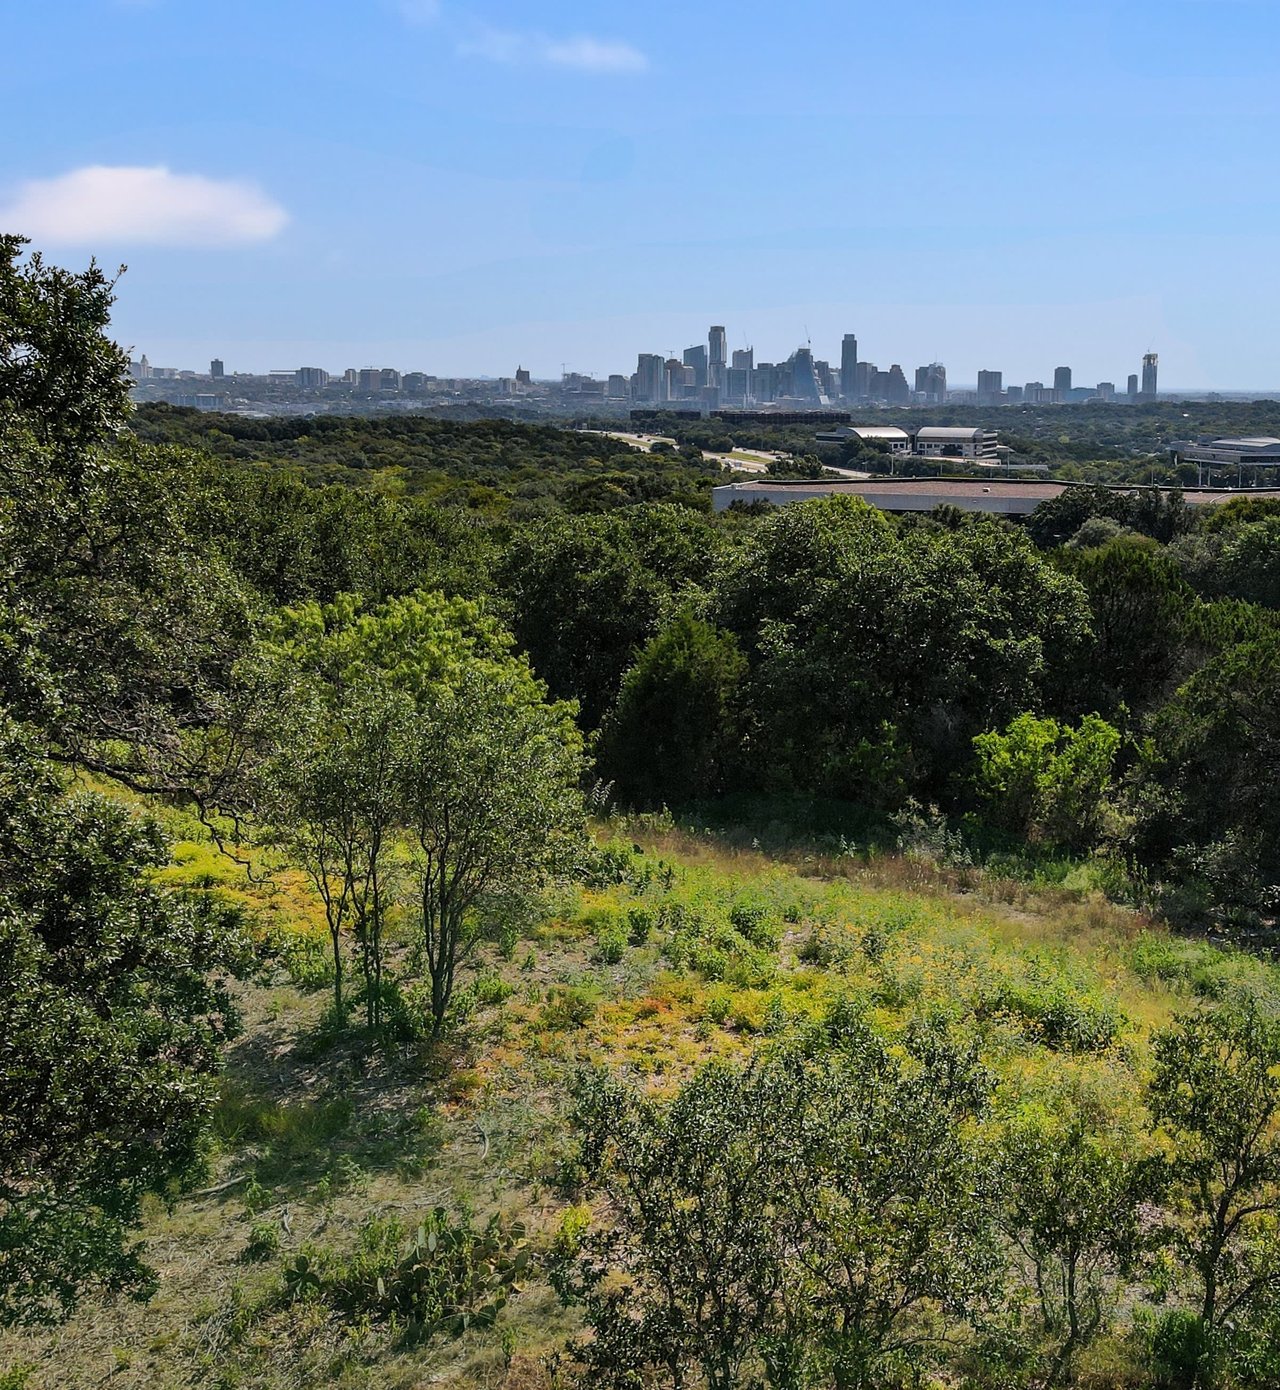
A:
[
  {"left": 854, "top": 360, "right": 875, "bottom": 401},
  {"left": 1128, "top": 373, "right": 1140, "bottom": 402},
  {"left": 296, "top": 366, "right": 329, "bottom": 388},
  {"left": 787, "top": 346, "right": 827, "bottom": 404},
  {"left": 1096, "top": 381, "right": 1115, "bottom": 403},
  {"left": 1005, "top": 384, "right": 1024, "bottom": 405},
  {"left": 731, "top": 347, "right": 754, "bottom": 371},
  {"left": 636, "top": 352, "right": 666, "bottom": 403},
  {"left": 380, "top": 368, "right": 401, "bottom": 392},
  {"left": 515, "top": 366, "right": 532, "bottom": 386},
  {"left": 708, "top": 325, "right": 727, "bottom": 387},
  {"left": 915, "top": 362, "right": 947, "bottom": 404},
  {"left": 754, "top": 362, "right": 777, "bottom": 402},
  {"left": 683, "top": 344, "right": 708, "bottom": 389},
  {"left": 977, "top": 370, "right": 1003, "bottom": 405},
  {"left": 606, "top": 374, "right": 630, "bottom": 399},
  {"left": 210, "top": 358, "right": 224, "bottom": 379},
  {"left": 885, "top": 364, "right": 911, "bottom": 406},
  {"left": 1054, "top": 366, "right": 1072, "bottom": 398},
  {"left": 840, "top": 334, "right": 859, "bottom": 401},
  {"left": 665, "top": 358, "right": 690, "bottom": 400},
  {"left": 1141, "top": 352, "right": 1158, "bottom": 399},
  {"left": 723, "top": 367, "right": 751, "bottom": 405}
]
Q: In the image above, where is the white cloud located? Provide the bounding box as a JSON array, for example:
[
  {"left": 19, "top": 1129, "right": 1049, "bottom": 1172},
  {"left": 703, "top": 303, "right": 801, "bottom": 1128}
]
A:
[
  {"left": 459, "top": 26, "right": 648, "bottom": 74},
  {"left": 0, "top": 165, "right": 289, "bottom": 248},
  {"left": 397, "top": 0, "right": 441, "bottom": 23},
  {"left": 541, "top": 36, "right": 649, "bottom": 74}
]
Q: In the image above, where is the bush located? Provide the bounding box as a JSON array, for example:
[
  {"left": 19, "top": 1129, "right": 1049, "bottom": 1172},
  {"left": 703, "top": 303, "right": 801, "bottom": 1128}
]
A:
[
  {"left": 980, "top": 971, "right": 1121, "bottom": 1052},
  {"left": 973, "top": 712, "right": 1120, "bottom": 851},
  {"left": 626, "top": 905, "right": 654, "bottom": 945},
  {"left": 1147, "top": 1309, "right": 1209, "bottom": 1390},
  {"left": 282, "top": 1209, "right": 533, "bottom": 1334},
  {"left": 242, "top": 1220, "right": 282, "bottom": 1263},
  {"left": 595, "top": 921, "right": 627, "bottom": 965},
  {"left": 541, "top": 984, "right": 599, "bottom": 1031}
]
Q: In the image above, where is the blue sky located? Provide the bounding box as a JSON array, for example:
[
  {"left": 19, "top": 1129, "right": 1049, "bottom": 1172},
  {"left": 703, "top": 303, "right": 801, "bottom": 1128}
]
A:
[{"left": 4, "top": 0, "right": 1278, "bottom": 386}]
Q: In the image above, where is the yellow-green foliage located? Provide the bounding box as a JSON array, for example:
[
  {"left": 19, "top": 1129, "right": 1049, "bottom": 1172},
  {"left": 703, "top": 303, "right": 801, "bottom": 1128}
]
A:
[{"left": 10, "top": 804, "right": 1280, "bottom": 1390}]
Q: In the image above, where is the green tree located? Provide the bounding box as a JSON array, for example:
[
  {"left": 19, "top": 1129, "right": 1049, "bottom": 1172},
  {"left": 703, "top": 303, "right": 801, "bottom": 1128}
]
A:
[
  {"left": 599, "top": 609, "right": 746, "bottom": 808},
  {"left": 1055, "top": 536, "right": 1195, "bottom": 716},
  {"left": 972, "top": 711, "right": 1121, "bottom": 850},
  {"left": 1129, "top": 634, "right": 1280, "bottom": 927},
  {"left": 0, "top": 717, "right": 250, "bottom": 1326},
  {"left": 712, "top": 498, "right": 1090, "bottom": 802},
  {"left": 0, "top": 238, "right": 257, "bottom": 814},
  {"left": 262, "top": 680, "right": 411, "bottom": 1027},
  {"left": 253, "top": 589, "right": 583, "bottom": 1036},
  {"left": 994, "top": 1100, "right": 1146, "bottom": 1383},
  {"left": 403, "top": 662, "right": 586, "bottom": 1037},
  {"left": 498, "top": 505, "right": 722, "bottom": 727},
  {"left": 1147, "top": 1003, "right": 1280, "bottom": 1387},
  {"left": 558, "top": 1011, "right": 996, "bottom": 1389}
]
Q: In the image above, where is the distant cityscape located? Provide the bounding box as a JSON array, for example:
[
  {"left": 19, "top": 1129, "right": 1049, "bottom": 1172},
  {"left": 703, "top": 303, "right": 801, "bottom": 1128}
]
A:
[{"left": 126, "top": 327, "right": 1179, "bottom": 418}]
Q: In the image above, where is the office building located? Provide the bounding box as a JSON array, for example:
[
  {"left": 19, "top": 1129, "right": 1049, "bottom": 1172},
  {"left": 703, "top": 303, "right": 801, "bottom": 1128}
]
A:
[
  {"left": 636, "top": 353, "right": 666, "bottom": 403},
  {"left": 854, "top": 360, "right": 875, "bottom": 401},
  {"left": 210, "top": 358, "right": 224, "bottom": 379},
  {"left": 723, "top": 366, "right": 751, "bottom": 405},
  {"left": 754, "top": 362, "right": 777, "bottom": 402},
  {"left": 1169, "top": 435, "right": 1280, "bottom": 484},
  {"left": 708, "top": 325, "right": 727, "bottom": 387},
  {"left": 884, "top": 364, "right": 911, "bottom": 406},
  {"left": 683, "top": 344, "right": 708, "bottom": 389},
  {"left": 607, "top": 374, "right": 630, "bottom": 399},
  {"left": 840, "top": 334, "right": 859, "bottom": 401},
  {"left": 1096, "top": 381, "right": 1115, "bottom": 403},
  {"left": 1141, "top": 353, "right": 1159, "bottom": 399},
  {"left": 296, "top": 366, "right": 329, "bottom": 389},
  {"left": 913, "top": 426, "right": 999, "bottom": 460},
  {"left": 787, "top": 346, "right": 827, "bottom": 404},
  {"left": 1054, "top": 366, "right": 1072, "bottom": 398},
  {"left": 977, "top": 370, "right": 1003, "bottom": 406},
  {"left": 915, "top": 362, "right": 947, "bottom": 405},
  {"left": 665, "top": 358, "right": 694, "bottom": 400},
  {"left": 1128, "top": 373, "right": 1140, "bottom": 402},
  {"left": 731, "top": 347, "right": 754, "bottom": 372},
  {"left": 1005, "top": 384, "right": 1024, "bottom": 404}
]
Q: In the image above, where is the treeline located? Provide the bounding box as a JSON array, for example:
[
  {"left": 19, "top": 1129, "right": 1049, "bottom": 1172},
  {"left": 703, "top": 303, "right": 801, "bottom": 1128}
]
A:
[
  {"left": 184, "top": 453, "right": 1280, "bottom": 933},
  {"left": 133, "top": 403, "right": 720, "bottom": 513}
]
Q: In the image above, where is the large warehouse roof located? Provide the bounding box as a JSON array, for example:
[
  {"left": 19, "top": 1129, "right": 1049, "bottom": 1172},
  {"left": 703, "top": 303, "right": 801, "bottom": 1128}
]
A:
[{"left": 712, "top": 478, "right": 1280, "bottom": 516}]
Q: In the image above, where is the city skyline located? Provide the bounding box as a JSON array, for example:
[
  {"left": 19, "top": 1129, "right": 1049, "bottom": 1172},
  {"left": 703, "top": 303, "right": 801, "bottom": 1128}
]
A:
[
  {"left": 4, "top": 1, "right": 1279, "bottom": 389},
  {"left": 129, "top": 324, "right": 1169, "bottom": 405}
]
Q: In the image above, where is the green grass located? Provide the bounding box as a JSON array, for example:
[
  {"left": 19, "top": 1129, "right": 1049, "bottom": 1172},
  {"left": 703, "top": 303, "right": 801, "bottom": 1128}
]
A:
[{"left": 5, "top": 814, "right": 1279, "bottom": 1389}]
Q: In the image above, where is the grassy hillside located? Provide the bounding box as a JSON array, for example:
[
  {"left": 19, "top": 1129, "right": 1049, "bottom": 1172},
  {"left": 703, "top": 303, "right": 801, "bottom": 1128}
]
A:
[{"left": 4, "top": 797, "right": 1274, "bottom": 1390}]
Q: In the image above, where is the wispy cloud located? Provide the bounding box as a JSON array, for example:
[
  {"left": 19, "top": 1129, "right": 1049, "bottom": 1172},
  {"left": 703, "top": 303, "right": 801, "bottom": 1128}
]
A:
[
  {"left": 397, "top": 0, "right": 441, "bottom": 24},
  {"left": 0, "top": 165, "right": 289, "bottom": 248},
  {"left": 459, "top": 25, "right": 648, "bottom": 73}
]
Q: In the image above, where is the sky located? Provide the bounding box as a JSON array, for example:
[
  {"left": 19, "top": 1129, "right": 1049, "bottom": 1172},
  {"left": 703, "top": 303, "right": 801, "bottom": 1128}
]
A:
[{"left": 4, "top": 0, "right": 1279, "bottom": 388}]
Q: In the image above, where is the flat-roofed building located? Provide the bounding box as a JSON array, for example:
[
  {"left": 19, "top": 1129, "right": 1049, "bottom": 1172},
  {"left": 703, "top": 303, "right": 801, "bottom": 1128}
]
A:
[
  {"left": 712, "top": 478, "right": 1280, "bottom": 517},
  {"left": 1171, "top": 436, "right": 1280, "bottom": 484},
  {"left": 913, "top": 426, "right": 999, "bottom": 460}
]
